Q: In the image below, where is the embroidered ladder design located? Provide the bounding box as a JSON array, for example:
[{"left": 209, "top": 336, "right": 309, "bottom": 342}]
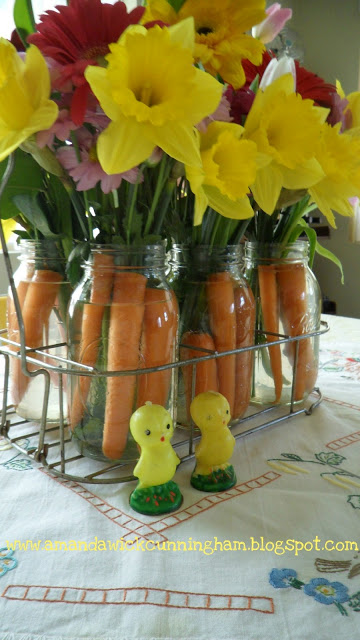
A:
[
  {"left": 39, "top": 468, "right": 280, "bottom": 540},
  {"left": 2, "top": 584, "right": 275, "bottom": 613}
]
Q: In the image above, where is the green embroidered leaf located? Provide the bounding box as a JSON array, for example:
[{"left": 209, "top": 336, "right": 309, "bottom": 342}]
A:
[
  {"left": 347, "top": 495, "right": 360, "bottom": 510},
  {"left": 348, "top": 591, "right": 360, "bottom": 611},
  {"left": 281, "top": 453, "right": 303, "bottom": 461},
  {"left": 315, "top": 452, "right": 346, "bottom": 465}
]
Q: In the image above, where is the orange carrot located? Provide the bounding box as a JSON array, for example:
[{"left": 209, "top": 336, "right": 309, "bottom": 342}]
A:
[
  {"left": 258, "top": 264, "right": 283, "bottom": 403},
  {"left": 180, "top": 331, "right": 218, "bottom": 421},
  {"left": 233, "top": 283, "right": 255, "bottom": 418},
  {"left": 15, "top": 269, "right": 63, "bottom": 402},
  {"left": 70, "top": 253, "right": 114, "bottom": 430},
  {"left": 102, "top": 271, "right": 147, "bottom": 460},
  {"left": 206, "top": 271, "right": 237, "bottom": 416},
  {"left": 137, "top": 288, "right": 178, "bottom": 408},
  {"left": 277, "top": 262, "right": 318, "bottom": 401}
]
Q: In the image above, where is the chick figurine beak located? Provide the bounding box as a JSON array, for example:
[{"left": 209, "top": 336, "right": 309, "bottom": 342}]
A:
[
  {"left": 190, "top": 391, "right": 237, "bottom": 492},
  {"left": 129, "top": 402, "right": 183, "bottom": 515}
]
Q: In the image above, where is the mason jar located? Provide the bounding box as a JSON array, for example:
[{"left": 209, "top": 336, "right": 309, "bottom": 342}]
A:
[
  {"left": 67, "top": 243, "right": 178, "bottom": 463},
  {"left": 7, "top": 239, "right": 70, "bottom": 422},
  {"left": 243, "top": 240, "right": 322, "bottom": 405},
  {"left": 169, "top": 244, "right": 255, "bottom": 427}
]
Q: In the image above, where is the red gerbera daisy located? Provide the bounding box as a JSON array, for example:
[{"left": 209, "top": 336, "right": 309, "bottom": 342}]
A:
[
  {"left": 28, "top": 0, "right": 144, "bottom": 125},
  {"left": 242, "top": 50, "right": 337, "bottom": 109}
]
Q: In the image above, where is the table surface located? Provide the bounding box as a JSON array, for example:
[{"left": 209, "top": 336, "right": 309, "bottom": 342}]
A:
[{"left": 1, "top": 314, "right": 360, "bottom": 640}]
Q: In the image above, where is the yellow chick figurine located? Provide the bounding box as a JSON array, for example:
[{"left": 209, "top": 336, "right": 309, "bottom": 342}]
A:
[
  {"left": 129, "top": 402, "right": 183, "bottom": 515},
  {"left": 190, "top": 391, "right": 237, "bottom": 492}
]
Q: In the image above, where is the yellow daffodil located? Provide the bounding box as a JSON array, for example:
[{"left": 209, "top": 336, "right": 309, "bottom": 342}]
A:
[
  {"left": 243, "top": 73, "right": 328, "bottom": 214},
  {"left": 142, "top": 0, "right": 266, "bottom": 89},
  {"left": 308, "top": 123, "right": 360, "bottom": 227},
  {"left": 336, "top": 80, "right": 360, "bottom": 135},
  {"left": 85, "top": 19, "right": 223, "bottom": 174},
  {"left": 0, "top": 39, "right": 58, "bottom": 162},
  {"left": 186, "top": 121, "right": 257, "bottom": 225}
]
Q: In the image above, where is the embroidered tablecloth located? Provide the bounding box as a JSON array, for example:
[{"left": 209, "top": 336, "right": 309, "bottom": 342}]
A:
[{"left": 1, "top": 314, "right": 360, "bottom": 640}]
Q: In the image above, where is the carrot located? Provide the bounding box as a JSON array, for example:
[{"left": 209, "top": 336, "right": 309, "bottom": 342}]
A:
[
  {"left": 7, "top": 273, "right": 33, "bottom": 406},
  {"left": 102, "top": 271, "right": 147, "bottom": 460},
  {"left": 136, "top": 287, "right": 178, "bottom": 408},
  {"left": 206, "top": 271, "right": 237, "bottom": 416},
  {"left": 15, "top": 269, "right": 63, "bottom": 402},
  {"left": 258, "top": 264, "right": 283, "bottom": 403},
  {"left": 277, "top": 262, "right": 318, "bottom": 401},
  {"left": 180, "top": 331, "right": 218, "bottom": 421},
  {"left": 70, "top": 253, "right": 114, "bottom": 430},
  {"left": 233, "top": 283, "right": 255, "bottom": 418}
]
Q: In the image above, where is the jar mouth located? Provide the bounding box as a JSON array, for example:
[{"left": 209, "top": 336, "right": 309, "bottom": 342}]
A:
[
  {"left": 244, "top": 239, "right": 309, "bottom": 262},
  {"left": 84, "top": 242, "right": 167, "bottom": 271}
]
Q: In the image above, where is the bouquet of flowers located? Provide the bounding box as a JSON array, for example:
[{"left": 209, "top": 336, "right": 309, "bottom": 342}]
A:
[{"left": 1, "top": 0, "right": 360, "bottom": 446}]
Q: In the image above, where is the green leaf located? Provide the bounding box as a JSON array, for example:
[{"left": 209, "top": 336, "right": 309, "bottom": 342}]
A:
[
  {"left": 0, "top": 150, "right": 44, "bottom": 220},
  {"left": 249, "top": 74, "right": 260, "bottom": 94},
  {"left": 315, "top": 240, "right": 344, "bottom": 284},
  {"left": 293, "top": 219, "right": 317, "bottom": 268},
  {"left": 167, "top": 0, "right": 186, "bottom": 11},
  {"left": 13, "top": 193, "right": 57, "bottom": 237},
  {"left": 315, "top": 452, "right": 346, "bottom": 465},
  {"left": 13, "top": 0, "right": 35, "bottom": 46},
  {"left": 281, "top": 453, "right": 303, "bottom": 461}
]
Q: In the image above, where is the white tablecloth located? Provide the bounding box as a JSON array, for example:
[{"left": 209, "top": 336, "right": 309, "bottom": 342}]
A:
[{"left": 1, "top": 314, "right": 360, "bottom": 640}]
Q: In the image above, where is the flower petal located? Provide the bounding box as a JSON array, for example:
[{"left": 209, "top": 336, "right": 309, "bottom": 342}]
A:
[{"left": 97, "top": 119, "right": 154, "bottom": 174}]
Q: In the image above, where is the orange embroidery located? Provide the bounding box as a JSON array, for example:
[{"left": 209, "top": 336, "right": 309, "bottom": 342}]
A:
[{"left": 2, "top": 584, "right": 275, "bottom": 613}]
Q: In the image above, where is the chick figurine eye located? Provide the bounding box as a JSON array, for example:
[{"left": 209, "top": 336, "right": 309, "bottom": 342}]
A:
[
  {"left": 129, "top": 403, "right": 183, "bottom": 515},
  {"left": 189, "top": 391, "right": 236, "bottom": 492}
]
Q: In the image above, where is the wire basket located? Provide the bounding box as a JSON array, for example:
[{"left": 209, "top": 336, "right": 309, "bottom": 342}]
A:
[{"left": 0, "top": 155, "right": 329, "bottom": 484}]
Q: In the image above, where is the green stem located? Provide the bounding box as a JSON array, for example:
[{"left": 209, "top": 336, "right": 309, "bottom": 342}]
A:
[{"left": 144, "top": 155, "right": 171, "bottom": 236}]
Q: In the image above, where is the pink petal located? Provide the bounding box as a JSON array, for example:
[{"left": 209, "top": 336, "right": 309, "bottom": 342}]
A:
[{"left": 253, "top": 5, "right": 292, "bottom": 44}]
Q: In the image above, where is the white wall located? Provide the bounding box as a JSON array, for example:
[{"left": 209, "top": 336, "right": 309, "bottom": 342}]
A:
[{"left": 285, "top": 0, "right": 360, "bottom": 317}]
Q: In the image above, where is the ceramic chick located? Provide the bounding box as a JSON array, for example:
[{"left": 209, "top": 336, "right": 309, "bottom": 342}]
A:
[
  {"left": 129, "top": 402, "right": 183, "bottom": 515},
  {"left": 190, "top": 391, "right": 236, "bottom": 492}
]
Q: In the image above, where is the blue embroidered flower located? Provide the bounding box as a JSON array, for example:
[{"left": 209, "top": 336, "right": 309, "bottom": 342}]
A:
[
  {"left": 0, "top": 548, "right": 18, "bottom": 577},
  {"left": 269, "top": 568, "right": 298, "bottom": 589},
  {"left": 303, "top": 578, "right": 349, "bottom": 605}
]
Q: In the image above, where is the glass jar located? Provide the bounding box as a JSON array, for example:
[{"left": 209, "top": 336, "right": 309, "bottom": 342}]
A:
[
  {"left": 7, "top": 240, "right": 71, "bottom": 422},
  {"left": 169, "top": 244, "right": 255, "bottom": 427},
  {"left": 243, "top": 240, "right": 322, "bottom": 405},
  {"left": 68, "top": 244, "right": 178, "bottom": 463}
]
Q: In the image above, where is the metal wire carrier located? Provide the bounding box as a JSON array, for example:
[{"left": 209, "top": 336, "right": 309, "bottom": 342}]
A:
[{"left": 0, "top": 155, "right": 329, "bottom": 485}]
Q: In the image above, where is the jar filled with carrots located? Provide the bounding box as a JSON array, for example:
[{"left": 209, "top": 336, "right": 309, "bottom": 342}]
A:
[
  {"left": 170, "top": 244, "right": 255, "bottom": 428},
  {"left": 243, "top": 240, "right": 322, "bottom": 406},
  {"left": 68, "top": 243, "right": 178, "bottom": 463},
  {"left": 7, "top": 239, "right": 71, "bottom": 422}
]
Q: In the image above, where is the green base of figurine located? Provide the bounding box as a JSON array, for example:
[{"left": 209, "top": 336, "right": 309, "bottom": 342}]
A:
[
  {"left": 129, "top": 480, "right": 183, "bottom": 515},
  {"left": 191, "top": 464, "right": 237, "bottom": 492}
]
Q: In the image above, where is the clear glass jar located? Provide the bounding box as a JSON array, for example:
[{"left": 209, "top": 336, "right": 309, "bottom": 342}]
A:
[
  {"left": 243, "top": 240, "right": 322, "bottom": 405},
  {"left": 68, "top": 244, "right": 178, "bottom": 463},
  {"left": 7, "top": 240, "right": 71, "bottom": 422},
  {"left": 169, "top": 244, "right": 255, "bottom": 427}
]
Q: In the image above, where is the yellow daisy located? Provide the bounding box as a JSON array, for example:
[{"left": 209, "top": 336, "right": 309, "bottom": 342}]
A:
[{"left": 142, "top": 0, "right": 266, "bottom": 88}]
